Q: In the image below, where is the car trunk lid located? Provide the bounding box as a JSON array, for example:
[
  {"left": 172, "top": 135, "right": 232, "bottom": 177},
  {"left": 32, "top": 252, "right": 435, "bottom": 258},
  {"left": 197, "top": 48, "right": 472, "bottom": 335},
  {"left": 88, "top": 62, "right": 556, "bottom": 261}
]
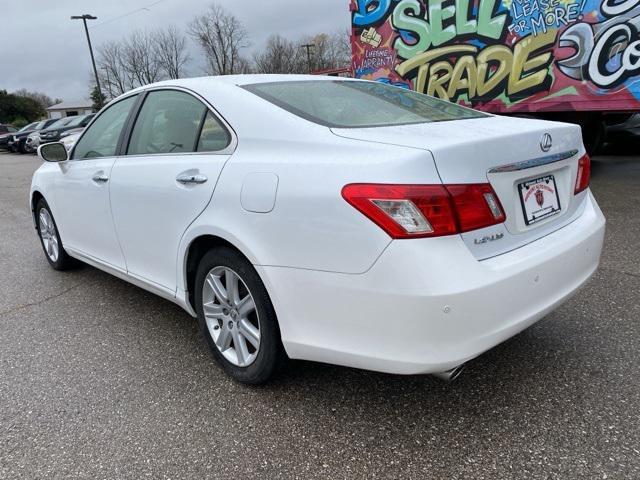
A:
[{"left": 332, "top": 115, "right": 587, "bottom": 259}]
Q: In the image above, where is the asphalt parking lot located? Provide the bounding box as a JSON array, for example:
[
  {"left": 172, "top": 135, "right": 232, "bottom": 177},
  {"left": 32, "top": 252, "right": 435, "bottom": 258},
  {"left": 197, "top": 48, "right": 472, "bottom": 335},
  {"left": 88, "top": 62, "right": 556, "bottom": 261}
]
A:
[{"left": 0, "top": 149, "right": 638, "bottom": 479}]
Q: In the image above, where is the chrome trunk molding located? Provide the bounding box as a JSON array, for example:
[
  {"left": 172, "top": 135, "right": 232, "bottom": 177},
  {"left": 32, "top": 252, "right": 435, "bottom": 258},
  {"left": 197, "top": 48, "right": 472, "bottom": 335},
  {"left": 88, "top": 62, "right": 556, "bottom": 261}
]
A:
[{"left": 488, "top": 150, "right": 579, "bottom": 173}]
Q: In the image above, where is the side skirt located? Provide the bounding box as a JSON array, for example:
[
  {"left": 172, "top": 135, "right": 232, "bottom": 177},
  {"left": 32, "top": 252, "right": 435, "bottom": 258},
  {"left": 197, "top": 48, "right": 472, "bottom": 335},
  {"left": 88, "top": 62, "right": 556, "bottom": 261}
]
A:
[{"left": 65, "top": 247, "right": 197, "bottom": 318}]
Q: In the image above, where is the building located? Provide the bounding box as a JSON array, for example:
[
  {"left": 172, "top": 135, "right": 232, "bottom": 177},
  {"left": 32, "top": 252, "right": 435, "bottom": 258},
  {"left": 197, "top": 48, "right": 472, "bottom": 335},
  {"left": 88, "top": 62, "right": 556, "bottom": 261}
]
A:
[
  {"left": 46, "top": 100, "right": 94, "bottom": 119},
  {"left": 311, "top": 67, "right": 352, "bottom": 77}
]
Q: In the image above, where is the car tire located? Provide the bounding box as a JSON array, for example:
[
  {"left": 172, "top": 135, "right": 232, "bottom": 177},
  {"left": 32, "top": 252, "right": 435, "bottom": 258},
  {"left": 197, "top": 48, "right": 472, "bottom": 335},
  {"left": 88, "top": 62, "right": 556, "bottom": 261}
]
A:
[
  {"left": 195, "top": 246, "right": 284, "bottom": 385},
  {"left": 35, "top": 198, "right": 76, "bottom": 270}
]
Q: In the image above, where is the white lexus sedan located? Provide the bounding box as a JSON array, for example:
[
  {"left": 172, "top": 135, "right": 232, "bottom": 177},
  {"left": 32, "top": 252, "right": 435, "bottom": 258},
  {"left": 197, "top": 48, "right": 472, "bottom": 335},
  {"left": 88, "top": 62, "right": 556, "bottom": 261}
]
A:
[{"left": 32, "top": 75, "right": 605, "bottom": 384}]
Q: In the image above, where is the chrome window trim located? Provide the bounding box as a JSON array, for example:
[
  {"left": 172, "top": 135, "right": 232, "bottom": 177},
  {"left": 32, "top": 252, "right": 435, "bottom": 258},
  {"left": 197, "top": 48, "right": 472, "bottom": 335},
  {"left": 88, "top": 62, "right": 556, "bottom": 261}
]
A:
[
  {"left": 124, "top": 85, "right": 238, "bottom": 158},
  {"left": 69, "top": 92, "right": 141, "bottom": 161},
  {"left": 488, "top": 150, "right": 579, "bottom": 173}
]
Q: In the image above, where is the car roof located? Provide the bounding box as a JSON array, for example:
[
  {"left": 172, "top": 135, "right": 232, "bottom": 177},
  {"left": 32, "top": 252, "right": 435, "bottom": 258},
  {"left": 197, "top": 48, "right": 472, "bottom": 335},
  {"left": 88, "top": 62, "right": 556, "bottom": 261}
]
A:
[
  {"left": 141, "top": 74, "right": 355, "bottom": 89},
  {"left": 106, "top": 75, "right": 364, "bottom": 141}
]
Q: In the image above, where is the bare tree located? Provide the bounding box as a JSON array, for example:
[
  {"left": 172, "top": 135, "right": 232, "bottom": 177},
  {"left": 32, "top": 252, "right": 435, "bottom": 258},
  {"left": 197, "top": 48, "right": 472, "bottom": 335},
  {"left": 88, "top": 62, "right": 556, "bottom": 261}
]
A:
[
  {"left": 234, "top": 56, "right": 254, "bottom": 74},
  {"left": 188, "top": 4, "right": 249, "bottom": 75},
  {"left": 123, "top": 31, "right": 162, "bottom": 86},
  {"left": 253, "top": 35, "right": 306, "bottom": 74},
  {"left": 97, "top": 30, "right": 170, "bottom": 98},
  {"left": 97, "top": 41, "right": 134, "bottom": 97},
  {"left": 153, "top": 26, "right": 190, "bottom": 79},
  {"left": 12, "top": 89, "right": 61, "bottom": 109},
  {"left": 333, "top": 28, "right": 353, "bottom": 67},
  {"left": 293, "top": 30, "right": 352, "bottom": 73}
]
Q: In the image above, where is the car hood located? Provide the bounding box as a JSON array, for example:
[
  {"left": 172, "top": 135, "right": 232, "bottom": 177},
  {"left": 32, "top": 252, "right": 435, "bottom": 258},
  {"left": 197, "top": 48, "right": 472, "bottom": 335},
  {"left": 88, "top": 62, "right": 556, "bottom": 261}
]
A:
[
  {"left": 40, "top": 128, "right": 63, "bottom": 135},
  {"left": 14, "top": 130, "right": 37, "bottom": 139}
]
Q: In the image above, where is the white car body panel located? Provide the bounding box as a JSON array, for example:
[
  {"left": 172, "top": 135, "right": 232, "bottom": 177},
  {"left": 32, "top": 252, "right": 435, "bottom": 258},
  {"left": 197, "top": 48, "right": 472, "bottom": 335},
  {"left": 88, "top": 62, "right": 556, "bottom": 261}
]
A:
[
  {"left": 263, "top": 192, "right": 604, "bottom": 374},
  {"left": 109, "top": 152, "right": 230, "bottom": 291},
  {"left": 50, "top": 157, "right": 126, "bottom": 270},
  {"left": 333, "top": 116, "right": 588, "bottom": 259},
  {"left": 30, "top": 75, "right": 606, "bottom": 376}
]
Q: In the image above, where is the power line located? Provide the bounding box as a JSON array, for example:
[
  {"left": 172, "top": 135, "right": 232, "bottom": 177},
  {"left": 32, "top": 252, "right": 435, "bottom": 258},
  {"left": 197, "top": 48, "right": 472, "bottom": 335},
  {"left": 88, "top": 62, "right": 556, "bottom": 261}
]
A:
[{"left": 90, "top": 0, "right": 168, "bottom": 29}]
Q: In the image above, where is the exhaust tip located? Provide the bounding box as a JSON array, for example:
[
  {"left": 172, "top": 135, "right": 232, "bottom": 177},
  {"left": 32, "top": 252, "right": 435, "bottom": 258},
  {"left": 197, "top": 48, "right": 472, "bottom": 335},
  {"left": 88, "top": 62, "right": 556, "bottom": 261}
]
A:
[{"left": 432, "top": 364, "right": 465, "bottom": 382}]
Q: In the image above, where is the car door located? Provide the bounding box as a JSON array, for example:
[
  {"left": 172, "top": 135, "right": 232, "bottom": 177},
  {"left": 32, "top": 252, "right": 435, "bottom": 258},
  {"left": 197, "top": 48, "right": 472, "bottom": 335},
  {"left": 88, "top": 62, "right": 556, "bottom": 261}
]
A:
[
  {"left": 52, "top": 94, "right": 139, "bottom": 271},
  {"left": 109, "top": 88, "right": 234, "bottom": 292}
]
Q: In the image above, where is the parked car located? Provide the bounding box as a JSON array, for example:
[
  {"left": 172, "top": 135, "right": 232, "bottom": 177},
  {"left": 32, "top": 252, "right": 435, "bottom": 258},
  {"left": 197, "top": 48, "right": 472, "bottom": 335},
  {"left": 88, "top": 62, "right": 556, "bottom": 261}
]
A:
[
  {"left": 60, "top": 127, "right": 85, "bottom": 139},
  {"left": 605, "top": 113, "right": 640, "bottom": 145},
  {"left": 39, "top": 114, "right": 95, "bottom": 145},
  {"left": 31, "top": 76, "right": 605, "bottom": 384},
  {"left": 0, "top": 124, "right": 17, "bottom": 135},
  {"left": 25, "top": 132, "right": 41, "bottom": 153},
  {"left": 5, "top": 122, "right": 38, "bottom": 151},
  {"left": 0, "top": 124, "right": 18, "bottom": 149},
  {"left": 26, "top": 117, "right": 76, "bottom": 154},
  {"left": 9, "top": 119, "right": 58, "bottom": 153},
  {"left": 59, "top": 131, "right": 82, "bottom": 151}
]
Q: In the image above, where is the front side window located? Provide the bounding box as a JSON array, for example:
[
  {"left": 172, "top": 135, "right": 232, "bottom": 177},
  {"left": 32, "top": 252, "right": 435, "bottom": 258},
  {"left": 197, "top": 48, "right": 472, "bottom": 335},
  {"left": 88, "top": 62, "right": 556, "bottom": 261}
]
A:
[
  {"left": 128, "top": 90, "right": 209, "bottom": 155},
  {"left": 244, "top": 80, "right": 487, "bottom": 128},
  {"left": 73, "top": 95, "right": 138, "bottom": 160}
]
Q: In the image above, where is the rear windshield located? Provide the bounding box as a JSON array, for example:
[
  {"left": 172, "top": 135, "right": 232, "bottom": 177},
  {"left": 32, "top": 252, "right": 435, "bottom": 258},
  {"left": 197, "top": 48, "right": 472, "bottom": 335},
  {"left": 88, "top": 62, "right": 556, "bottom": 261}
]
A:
[{"left": 243, "top": 80, "right": 486, "bottom": 128}]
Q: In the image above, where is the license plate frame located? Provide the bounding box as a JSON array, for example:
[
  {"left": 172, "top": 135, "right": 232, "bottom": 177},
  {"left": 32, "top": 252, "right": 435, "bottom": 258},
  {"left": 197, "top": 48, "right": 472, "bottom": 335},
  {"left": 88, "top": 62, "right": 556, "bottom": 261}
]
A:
[{"left": 518, "top": 174, "right": 562, "bottom": 226}]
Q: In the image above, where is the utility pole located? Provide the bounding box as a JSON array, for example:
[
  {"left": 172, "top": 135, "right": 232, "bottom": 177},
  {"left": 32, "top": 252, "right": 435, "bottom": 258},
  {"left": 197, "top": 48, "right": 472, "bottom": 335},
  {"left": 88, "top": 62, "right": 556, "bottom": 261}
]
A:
[
  {"left": 301, "top": 43, "right": 315, "bottom": 73},
  {"left": 71, "top": 14, "right": 103, "bottom": 109}
]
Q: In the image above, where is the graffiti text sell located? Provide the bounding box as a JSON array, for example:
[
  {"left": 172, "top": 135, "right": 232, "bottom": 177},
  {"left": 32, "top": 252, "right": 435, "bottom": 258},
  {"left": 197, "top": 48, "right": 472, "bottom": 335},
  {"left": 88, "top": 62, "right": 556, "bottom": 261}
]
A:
[{"left": 390, "top": 0, "right": 555, "bottom": 101}]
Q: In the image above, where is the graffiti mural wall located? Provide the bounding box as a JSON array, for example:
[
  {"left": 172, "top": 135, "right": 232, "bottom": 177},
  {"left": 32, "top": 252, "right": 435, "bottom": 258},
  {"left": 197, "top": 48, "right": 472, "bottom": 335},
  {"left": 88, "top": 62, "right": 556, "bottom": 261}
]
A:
[{"left": 350, "top": 0, "right": 640, "bottom": 112}]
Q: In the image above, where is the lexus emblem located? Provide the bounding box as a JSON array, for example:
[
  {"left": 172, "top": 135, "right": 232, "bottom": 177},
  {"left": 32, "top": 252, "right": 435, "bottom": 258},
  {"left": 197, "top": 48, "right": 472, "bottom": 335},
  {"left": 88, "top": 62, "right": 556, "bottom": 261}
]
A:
[{"left": 540, "top": 133, "right": 553, "bottom": 152}]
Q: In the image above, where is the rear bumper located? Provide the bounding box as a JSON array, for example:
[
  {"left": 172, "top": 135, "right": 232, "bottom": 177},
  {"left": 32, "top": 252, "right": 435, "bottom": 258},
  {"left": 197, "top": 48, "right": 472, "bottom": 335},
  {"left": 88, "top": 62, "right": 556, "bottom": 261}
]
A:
[{"left": 259, "top": 192, "right": 605, "bottom": 375}]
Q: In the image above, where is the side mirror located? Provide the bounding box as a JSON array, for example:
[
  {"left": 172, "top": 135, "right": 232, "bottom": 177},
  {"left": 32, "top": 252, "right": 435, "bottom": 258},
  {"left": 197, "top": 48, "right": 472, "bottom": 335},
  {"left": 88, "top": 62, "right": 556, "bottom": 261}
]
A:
[{"left": 38, "top": 142, "right": 69, "bottom": 162}]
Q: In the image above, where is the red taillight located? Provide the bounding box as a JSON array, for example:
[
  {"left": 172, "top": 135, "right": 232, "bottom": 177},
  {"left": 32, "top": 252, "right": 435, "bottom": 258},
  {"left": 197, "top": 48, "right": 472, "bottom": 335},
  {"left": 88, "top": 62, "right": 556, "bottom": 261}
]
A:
[
  {"left": 446, "top": 184, "right": 506, "bottom": 233},
  {"left": 575, "top": 153, "right": 591, "bottom": 194},
  {"left": 341, "top": 183, "right": 505, "bottom": 239}
]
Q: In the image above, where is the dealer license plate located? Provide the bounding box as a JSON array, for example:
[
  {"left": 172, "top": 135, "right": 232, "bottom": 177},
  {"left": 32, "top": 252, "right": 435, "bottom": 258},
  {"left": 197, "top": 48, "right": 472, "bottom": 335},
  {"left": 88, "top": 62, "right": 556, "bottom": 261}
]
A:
[{"left": 518, "top": 175, "right": 561, "bottom": 226}]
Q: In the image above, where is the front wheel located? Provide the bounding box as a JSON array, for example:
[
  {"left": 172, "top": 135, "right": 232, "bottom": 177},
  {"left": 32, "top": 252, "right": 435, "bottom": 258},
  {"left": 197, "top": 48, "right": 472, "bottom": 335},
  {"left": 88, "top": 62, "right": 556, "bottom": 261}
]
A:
[
  {"left": 195, "top": 247, "right": 283, "bottom": 385},
  {"left": 36, "top": 199, "right": 75, "bottom": 270}
]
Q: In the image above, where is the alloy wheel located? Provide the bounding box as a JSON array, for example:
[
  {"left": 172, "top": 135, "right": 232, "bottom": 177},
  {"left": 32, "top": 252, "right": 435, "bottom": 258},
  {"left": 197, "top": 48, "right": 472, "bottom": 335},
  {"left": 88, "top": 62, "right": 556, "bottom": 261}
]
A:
[
  {"left": 202, "top": 266, "right": 260, "bottom": 367},
  {"left": 39, "top": 208, "right": 59, "bottom": 262}
]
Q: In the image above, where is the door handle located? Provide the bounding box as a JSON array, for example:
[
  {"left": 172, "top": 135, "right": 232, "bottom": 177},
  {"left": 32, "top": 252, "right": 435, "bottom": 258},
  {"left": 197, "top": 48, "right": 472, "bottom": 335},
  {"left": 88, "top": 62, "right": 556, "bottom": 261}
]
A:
[
  {"left": 176, "top": 173, "right": 208, "bottom": 185},
  {"left": 92, "top": 174, "right": 109, "bottom": 183}
]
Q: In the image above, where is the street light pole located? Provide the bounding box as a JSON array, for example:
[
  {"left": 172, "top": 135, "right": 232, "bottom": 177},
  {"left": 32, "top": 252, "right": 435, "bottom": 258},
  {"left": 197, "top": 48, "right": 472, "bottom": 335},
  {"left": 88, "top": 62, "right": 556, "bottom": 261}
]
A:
[
  {"left": 301, "top": 43, "right": 315, "bottom": 73},
  {"left": 71, "top": 14, "right": 103, "bottom": 109}
]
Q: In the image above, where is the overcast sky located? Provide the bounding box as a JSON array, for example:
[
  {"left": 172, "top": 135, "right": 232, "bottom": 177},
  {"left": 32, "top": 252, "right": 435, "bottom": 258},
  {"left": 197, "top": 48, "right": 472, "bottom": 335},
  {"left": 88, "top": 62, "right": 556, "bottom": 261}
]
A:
[{"left": 2, "top": 0, "right": 351, "bottom": 102}]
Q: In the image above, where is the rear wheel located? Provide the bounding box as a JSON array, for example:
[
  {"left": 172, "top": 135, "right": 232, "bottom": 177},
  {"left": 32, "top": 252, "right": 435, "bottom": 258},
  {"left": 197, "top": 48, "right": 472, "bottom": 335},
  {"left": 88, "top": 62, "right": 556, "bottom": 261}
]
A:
[
  {"left": 195, "top": 247, "right": 283, "bottom": 385},
  {"left": 36, "top": 199, "right": 75, "bottom": 270}
]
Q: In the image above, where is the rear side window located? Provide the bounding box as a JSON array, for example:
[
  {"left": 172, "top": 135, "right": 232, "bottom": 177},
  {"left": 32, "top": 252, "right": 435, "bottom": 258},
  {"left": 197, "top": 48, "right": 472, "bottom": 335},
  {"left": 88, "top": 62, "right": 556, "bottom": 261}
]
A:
[
  {"left": 128, "top": 90, "right": 211, "bottom": 155},
  {"left": 244, "top": 80, "right": 486, "bottom": 128},
  {"left": 73, "top": 95, "right": 138, "bottom": 160},
  {"left": 197, "top": 112, "right": 231, "bottom": 152}
]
